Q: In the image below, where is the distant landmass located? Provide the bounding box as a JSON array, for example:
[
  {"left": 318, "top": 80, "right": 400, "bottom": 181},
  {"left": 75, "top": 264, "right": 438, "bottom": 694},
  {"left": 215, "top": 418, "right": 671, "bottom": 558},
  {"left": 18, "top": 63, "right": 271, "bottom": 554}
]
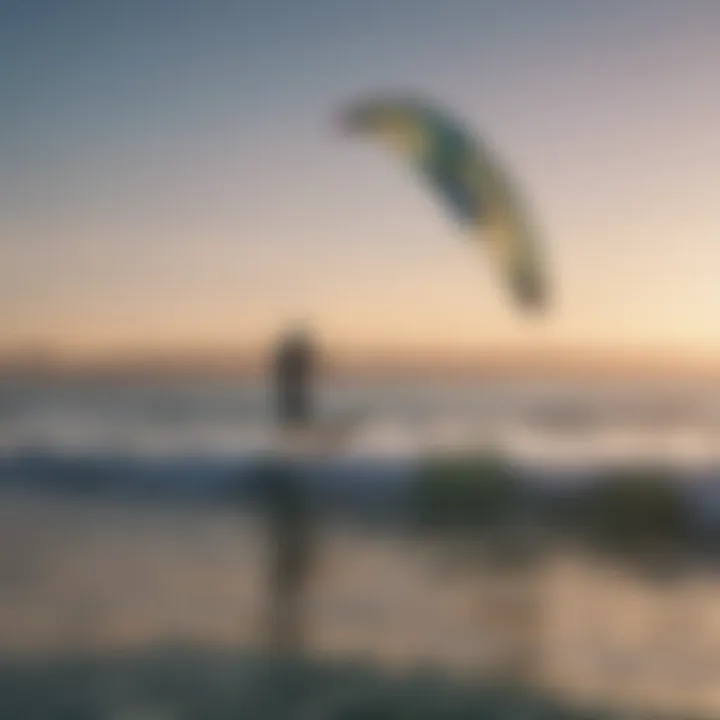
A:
[{"left": 1, "top": 344, "right": 719, "bottom": 380}]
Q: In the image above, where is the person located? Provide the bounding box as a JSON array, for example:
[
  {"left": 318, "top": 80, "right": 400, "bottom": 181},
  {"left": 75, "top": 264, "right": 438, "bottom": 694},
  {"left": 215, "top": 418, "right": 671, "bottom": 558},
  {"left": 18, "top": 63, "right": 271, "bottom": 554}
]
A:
[
  {"left": 274, "top": 323, "right": 314, "bottom": 429},
  {"left": 262, "top": 324, "right": 317, "bottom": 653}
]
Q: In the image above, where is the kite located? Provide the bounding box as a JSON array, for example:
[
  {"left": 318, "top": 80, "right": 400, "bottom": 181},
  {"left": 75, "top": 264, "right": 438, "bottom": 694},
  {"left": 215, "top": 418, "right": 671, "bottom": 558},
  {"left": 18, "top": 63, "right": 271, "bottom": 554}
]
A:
[{"left": 340, "top": 95, "right": 548, "bottom": 312}]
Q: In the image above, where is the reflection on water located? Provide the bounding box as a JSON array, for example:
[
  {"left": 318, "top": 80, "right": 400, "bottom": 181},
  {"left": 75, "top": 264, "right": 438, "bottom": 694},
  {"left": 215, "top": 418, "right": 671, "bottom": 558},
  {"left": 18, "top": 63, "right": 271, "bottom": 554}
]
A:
[{"left": 2, "top": 490, "right": 720, "bottom": 717}]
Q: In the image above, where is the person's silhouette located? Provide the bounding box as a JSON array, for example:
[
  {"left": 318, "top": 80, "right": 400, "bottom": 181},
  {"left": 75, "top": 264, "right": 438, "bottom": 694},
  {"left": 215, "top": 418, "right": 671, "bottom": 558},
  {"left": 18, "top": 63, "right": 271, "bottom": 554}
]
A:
[
  {"left": 263, "top": 324, "right": 317, "bottom": 653},
  {"left": 274, "top": 324, "right": 314, "bottom": 429}
]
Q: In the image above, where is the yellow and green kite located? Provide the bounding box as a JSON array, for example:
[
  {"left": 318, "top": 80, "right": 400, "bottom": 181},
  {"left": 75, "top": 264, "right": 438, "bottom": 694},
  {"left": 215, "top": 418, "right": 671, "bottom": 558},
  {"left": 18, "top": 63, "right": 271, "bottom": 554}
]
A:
[{"left": 341, "top": 95, "right": 548, "bottom": 313}]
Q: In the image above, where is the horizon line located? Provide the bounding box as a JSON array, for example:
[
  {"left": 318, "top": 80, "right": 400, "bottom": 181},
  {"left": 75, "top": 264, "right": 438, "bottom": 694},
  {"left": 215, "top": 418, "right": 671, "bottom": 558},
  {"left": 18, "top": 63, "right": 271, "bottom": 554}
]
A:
[{"left": 2, "top": 343, "right": 720, "bottom": 380}]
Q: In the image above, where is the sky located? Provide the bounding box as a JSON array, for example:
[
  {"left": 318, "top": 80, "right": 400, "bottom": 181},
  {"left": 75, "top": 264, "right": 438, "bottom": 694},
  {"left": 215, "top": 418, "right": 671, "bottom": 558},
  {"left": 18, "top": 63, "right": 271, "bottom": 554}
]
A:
[{"left": 3, "top": 0, "right": 720, "bottom": 362}]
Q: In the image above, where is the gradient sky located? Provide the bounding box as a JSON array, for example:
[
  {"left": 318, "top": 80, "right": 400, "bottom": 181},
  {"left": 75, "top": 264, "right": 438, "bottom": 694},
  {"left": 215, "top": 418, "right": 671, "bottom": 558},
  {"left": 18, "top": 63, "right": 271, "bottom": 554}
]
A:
[{"left": 3, "top": 0, "right": 720, "bottom": 359}]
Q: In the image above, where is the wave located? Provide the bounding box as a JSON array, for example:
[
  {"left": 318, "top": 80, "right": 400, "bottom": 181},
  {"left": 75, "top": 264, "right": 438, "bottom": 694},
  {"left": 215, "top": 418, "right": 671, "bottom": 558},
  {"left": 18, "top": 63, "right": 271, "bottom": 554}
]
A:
[{"left": 0, "top": 447, "right": 416, "bottom": 520}]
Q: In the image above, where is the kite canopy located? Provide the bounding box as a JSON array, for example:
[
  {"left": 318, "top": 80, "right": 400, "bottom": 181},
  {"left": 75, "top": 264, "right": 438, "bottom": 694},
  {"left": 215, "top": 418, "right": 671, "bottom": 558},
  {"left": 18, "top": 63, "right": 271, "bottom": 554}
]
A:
[{"left": 340, "top": 95, "right": 548, "bottom": 312}]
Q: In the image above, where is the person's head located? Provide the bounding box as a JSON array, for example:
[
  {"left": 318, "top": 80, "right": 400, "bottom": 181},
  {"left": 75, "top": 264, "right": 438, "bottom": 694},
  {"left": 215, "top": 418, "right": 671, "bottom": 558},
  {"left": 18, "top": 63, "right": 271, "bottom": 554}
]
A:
[{"left": 282, "top": 319, "right": 313, "bottom": 348}]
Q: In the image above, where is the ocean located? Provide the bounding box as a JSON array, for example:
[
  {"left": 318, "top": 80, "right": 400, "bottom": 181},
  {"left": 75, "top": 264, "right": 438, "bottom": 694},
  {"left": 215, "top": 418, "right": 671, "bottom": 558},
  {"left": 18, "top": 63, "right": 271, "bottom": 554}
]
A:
[
  {"left": 2, "top": 375, "right": 720, "bottom": 496},
  {"left": 3, "top": 376, "right": 720, "bottom": 717}
]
